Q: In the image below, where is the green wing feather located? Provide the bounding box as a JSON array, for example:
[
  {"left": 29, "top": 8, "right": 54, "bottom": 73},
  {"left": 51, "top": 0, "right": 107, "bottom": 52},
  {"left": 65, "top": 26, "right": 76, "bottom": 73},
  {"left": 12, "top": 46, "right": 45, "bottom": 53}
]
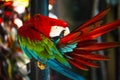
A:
[{"left": 18, "top": 34, "right": 70, "bottom": 67}]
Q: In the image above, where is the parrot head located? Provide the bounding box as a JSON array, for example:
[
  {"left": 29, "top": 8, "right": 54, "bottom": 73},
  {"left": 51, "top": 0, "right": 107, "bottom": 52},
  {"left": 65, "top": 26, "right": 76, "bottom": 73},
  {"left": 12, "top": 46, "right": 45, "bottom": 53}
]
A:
[{"left": 26, "top": 14, "right": 69, "bottom": 37}]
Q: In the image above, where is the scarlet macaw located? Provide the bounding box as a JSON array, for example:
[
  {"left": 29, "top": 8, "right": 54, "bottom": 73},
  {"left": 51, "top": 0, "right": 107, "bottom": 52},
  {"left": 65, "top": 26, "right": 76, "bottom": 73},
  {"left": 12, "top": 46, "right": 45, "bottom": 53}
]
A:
[{"left": 18, "top": 8, "right": 120, "bottom": 80}]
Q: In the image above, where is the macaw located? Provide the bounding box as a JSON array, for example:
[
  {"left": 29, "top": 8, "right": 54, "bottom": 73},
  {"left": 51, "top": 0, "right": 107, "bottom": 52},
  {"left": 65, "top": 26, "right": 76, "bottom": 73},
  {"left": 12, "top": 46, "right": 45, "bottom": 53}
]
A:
[{"left": 18, "top": 8, "right": 120, "bottom": 80}]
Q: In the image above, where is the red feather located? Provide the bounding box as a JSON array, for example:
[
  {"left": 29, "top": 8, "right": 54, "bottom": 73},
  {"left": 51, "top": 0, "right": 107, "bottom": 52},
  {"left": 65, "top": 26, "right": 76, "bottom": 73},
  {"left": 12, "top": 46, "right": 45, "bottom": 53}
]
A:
[
  {"left": 18, "top": 26, "right": 42, "bottom": 41},
  {"left": 59, "top": 8, "right": 110, "bottom": 44},
  {"left": 80, "top": 20, "right": 120, "bottom": 41},
  {"left": 67, "top": 59, "right": 88, "bottom": 71},
  {"left": 75, "top": 8, "right": 110, "bottom": 31},
  {"left": 73, "top": 57, "right": 99, "bottom": 68},
  {"left": 67, "top": 52, "right": 109, "bottom": 61},
  {"left": 77, "top": 42, "right": 120, "bottom": 51},
  {"left": 60, "top": 8, "right": 120, "bottom": 71},
  {"left": 77, "top": 40, "right": 97, "bottom": 47},
  {"left": 59, "top": 32, "right": 81, "bottom": 44}
]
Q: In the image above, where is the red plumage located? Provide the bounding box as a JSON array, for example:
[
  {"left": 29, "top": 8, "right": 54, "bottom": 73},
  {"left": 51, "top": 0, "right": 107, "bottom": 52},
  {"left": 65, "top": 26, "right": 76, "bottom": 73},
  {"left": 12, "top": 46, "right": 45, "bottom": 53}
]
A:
[
  {"left": 18, "top": 8, "right": 120, "bottom": 71},
  {"left": 58, "top": 8, "right": 120, "bottom": 70},
  {"left": 18, "top": 14, "right": 68, "bottom": 40}
]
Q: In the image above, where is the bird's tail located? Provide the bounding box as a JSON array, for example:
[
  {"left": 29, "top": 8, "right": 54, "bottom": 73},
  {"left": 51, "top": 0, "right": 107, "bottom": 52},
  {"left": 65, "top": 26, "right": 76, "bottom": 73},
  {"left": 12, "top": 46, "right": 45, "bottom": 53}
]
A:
[{"left": 47, "top": 60, "right": 85, "bottom": 80}]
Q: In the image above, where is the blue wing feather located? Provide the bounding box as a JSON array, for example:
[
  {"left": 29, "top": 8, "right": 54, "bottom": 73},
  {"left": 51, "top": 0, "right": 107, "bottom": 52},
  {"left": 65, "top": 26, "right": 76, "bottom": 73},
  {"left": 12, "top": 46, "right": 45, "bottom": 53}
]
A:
[
  {"left": 47, "top": 60, "right": 85, "bottom": 80},
  {"left": 21, "top": 44, "right": 84, "bottom": 80},
  {"left": 20, "top": 44, "right": 32, "bottom": 59},
  {"left": 60, "top": 43, "right": 77, "bottom": 54}
]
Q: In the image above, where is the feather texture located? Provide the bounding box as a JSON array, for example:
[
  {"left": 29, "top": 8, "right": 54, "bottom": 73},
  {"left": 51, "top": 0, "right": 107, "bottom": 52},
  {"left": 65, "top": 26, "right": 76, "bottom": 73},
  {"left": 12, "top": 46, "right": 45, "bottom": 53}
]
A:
[
  {"left": 75, "top": 8, "right": 110, "bottom": 31},
  {"left": 80, "top": 20, "right": 120, "bottom": 41},
  {"left": 77, "top": 42, "right": 120, "bottom": 51},
  {"left": 18, "top": 30, "right": 70, "bottom": 67},
  {"left": 47, "top": 60, "right": 85, "bottom": 80},
  {"left": 18, "top": 8, "right": 120, "bottom": 80}
]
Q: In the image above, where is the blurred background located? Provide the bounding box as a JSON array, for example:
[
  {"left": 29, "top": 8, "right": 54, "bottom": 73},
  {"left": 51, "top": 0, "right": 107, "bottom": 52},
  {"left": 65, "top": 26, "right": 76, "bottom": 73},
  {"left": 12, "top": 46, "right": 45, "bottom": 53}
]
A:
[{"left": 0, "top": 0, "right": 120, "bottom": 80}]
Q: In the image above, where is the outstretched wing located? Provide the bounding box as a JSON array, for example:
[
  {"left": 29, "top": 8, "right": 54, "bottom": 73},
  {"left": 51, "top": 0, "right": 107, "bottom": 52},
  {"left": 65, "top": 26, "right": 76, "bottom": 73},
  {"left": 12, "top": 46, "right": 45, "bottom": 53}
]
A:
[{"left": 58, "top": 8, "right": 120, "bottom": 70}]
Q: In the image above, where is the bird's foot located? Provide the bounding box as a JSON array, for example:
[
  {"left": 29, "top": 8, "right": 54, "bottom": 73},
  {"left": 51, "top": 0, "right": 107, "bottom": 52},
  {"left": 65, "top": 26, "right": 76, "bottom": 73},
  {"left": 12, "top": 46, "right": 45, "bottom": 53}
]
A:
[{"left": 37, "top": 62, "right": 46, "bottom": 70}]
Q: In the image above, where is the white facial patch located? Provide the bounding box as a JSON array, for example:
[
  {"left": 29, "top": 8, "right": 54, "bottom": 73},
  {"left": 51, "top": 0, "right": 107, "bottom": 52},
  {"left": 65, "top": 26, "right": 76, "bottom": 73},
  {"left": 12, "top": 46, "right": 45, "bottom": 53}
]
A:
[{"left": 50, "top": 26, "right": 70, "bottom": 37}]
